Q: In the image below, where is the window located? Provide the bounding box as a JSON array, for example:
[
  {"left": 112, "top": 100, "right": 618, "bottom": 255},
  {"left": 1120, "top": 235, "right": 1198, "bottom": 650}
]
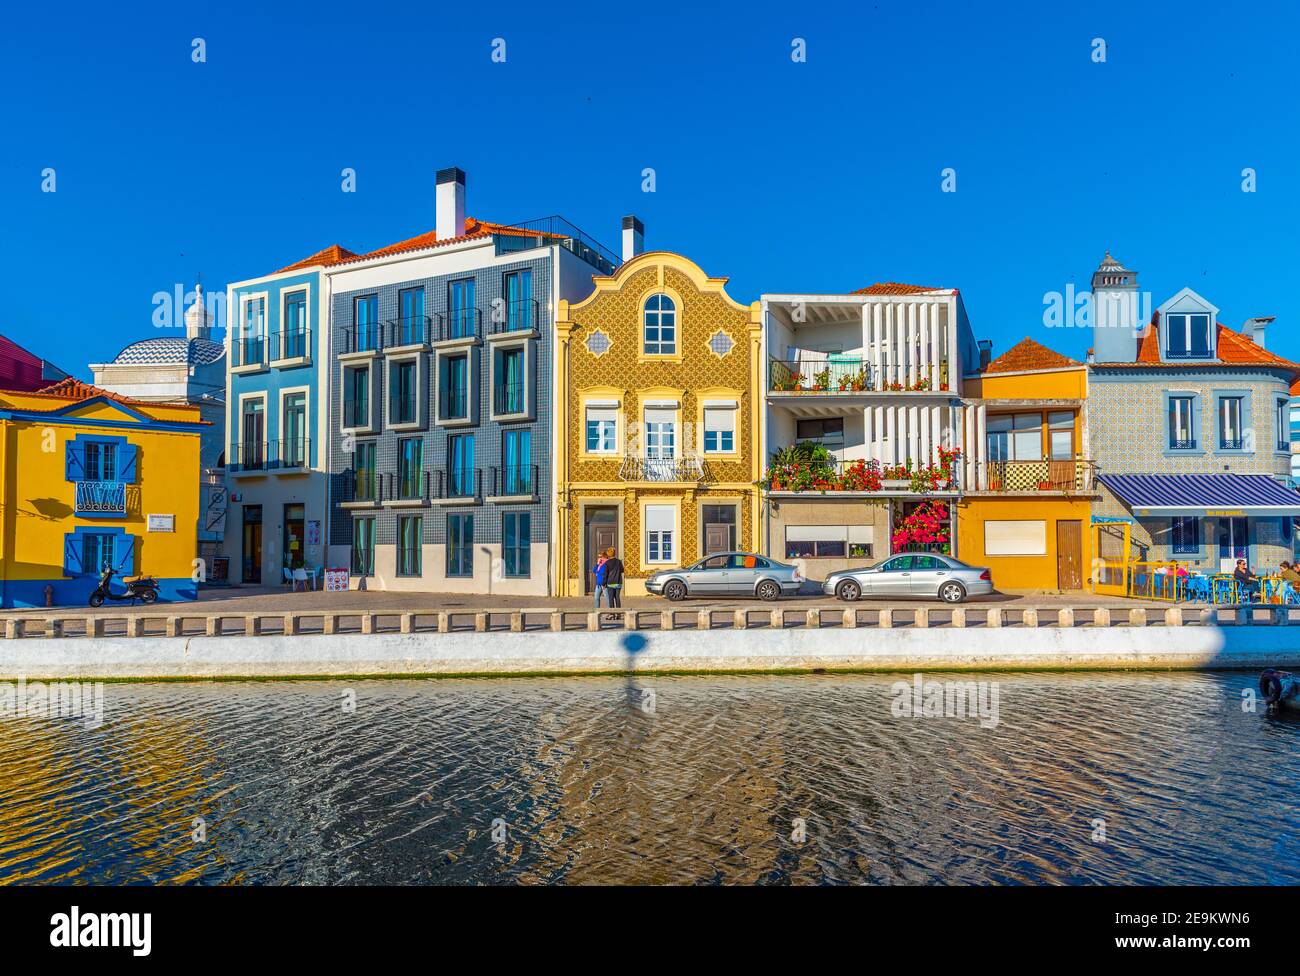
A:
[
  {"left": 240, "top": 296, "right": 266, "bottom": 366},
  {"left": 643, "top": 294, "right": 677, "bottom": 355},
  {"left": 1165, "top": 313, "right": 1212, "bottom": 359},
  {"left": 398, "top": 438, "right": 423, "bottom": 499},
  {"left": 283, "top": 290, "right": 307, "bottom": 359},
  {"left": 708, "top": 331, "right": 734, "bottom": 357},
  {"left": 784, "top": 525, "right": 873, "bottom": 559},
  {"left": 398, "top": 287, "right": 425, "bottom": 345},
  {"left": 354, "top": 295, "right": 379, "bottom": 351},
  {"left": 987, "top": 413, "right": 1042, "bottom": 462},
  {"left": 84, "top": 441, "right": 117, "bottom": 481},
  {"left": 344, "top": 365, "right": 370, "bottom": 428},
  {"left": 645, "top": 504, "right": 676, "bottom": 563},
  {"left": 447, "top": 514, "right": 474, "bottom": 577},
  {"left": 1048, "top": 412, "right": 1074, "bottom": 460},
  {"left": 1168, "top": 396, "right": 1196, "bottom": 450},
  {"left": 282, "top": 392, "right": 306, "bottom": 466},
  {"left": 585, "top": 330, "right": 611, "bottom": 356},
  {"left": 389, "top": 359, "right": 417, "bottom": 425},
  {"left": 353, "top": 442, "right": 377, "bottom": 501},
  {"left": 984, "top": 520, "right": 1047, "bottom": 556},
  {"left": 1279, "top": 399, "right": 1290, "bottom": 452},
  {"left": 585, "top": 404, "right": 618, "bottom": 453},
  {"left": 449, "top": 279, "right": 477, "bottom": 338},
  {"left": 82, "top": 532, "right": 116, "bottom": 574},
  {"left": 352, "top": 517, "right": 375, "bottom": 575},
  {"left": 439, "top": 353, "right": 469, "bottom": 420},
  {"left": 494, "top": 346, "right": 525, "bottom": 415},
  {"left": 397, "top": 516, "right": 422, "bottom": 576},
  {"left": 703, "top": 404, "right": 737, "bottom": 454},
  {"left": 1219, "top": 396, "right": 1244, "bottom": 450},
  {"left": 503, "top": 513, "right": 531, "bottom": 577},
  {"left": 644, "top": 407, "right": 676, "bottom": 458},
  {"left": 501, "top": 429, "right": 532, "bottom": 495},
  {"left": 796, "top": 417, "right": 844, "bottom": 444},
  {"left": 1171, "top": 516, "right": 1200, "bottom": 556},
  {"left": 449, "top": 434, "right": 475, "bottom": 497},
  {"left": 240, "top": 398, "right": 265, "bottom": 468},
  {"left": 503, "top": 270, "right": 533, "bottom": 332}
]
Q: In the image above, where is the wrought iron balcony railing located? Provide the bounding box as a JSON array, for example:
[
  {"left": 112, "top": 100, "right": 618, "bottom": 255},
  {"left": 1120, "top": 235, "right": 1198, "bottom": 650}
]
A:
[
  {"left": 271, "top": 328, "right": 311, "bottom": 360},
  {"left": 618, "top": 454, "right": 705, "bottom": 483},
  {"left": 491, "top": 463, "right": 537, "bottom": 497},
  {"left": 489, "top": 298, "right": 540, "bottom": 335}
]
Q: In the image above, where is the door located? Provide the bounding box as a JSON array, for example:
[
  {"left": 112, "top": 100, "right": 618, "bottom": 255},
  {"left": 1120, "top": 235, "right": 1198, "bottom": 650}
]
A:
[
  {"left": 1056, "top": 520, "right": 1082, "bottom": 589},
  {"left": 284, "top": 503, "right": 306, "bottom": 570},
  {"left": 908, "top": 554, "right": 947, "bottom": 595},
  {"left": 704, "top": 523, "right": 730, "bottom": 556},
  {"left": 242, "top": 505, "right": 263, "bottom": 584},
  {"left": 584, "top": 507, "right": 618, "bottom": 594},
  {"left": 1218, "top": 516, "right": 1247, "bottom": 573},
  {"left": 871, "top": 555, "right": 914, "bottom": 595},
  {"left": 688, "top": 554, "right": 731, "bottom": 594}
]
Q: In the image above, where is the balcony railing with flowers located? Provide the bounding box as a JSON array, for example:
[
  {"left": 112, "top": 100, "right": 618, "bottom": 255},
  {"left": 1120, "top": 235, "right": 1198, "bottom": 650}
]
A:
[
  {"left": 768, "top": 358, "right": 950, "bottom": 394},
  {"left": 763, "top": 445, "right": 961, "bottom": 494}
]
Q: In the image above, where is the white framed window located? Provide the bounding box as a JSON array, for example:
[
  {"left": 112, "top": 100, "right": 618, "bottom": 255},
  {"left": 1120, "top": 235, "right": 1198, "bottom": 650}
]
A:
[
  {"left": 1166, "top": 313, "right": 1212, "bottom": 359},
  {"left": 644, "top": 407, "right": 676, "bottom": 459},
  {"left": 645, "top": 504, "right": 676, "bottom": 563},
  {"left": 643, "top": 294, "right": 677, "bottom": 355},
  {"left": 585, "top": 402, "right": 619, "bottom": 454},
  {"left": 703, "top": 402, "right": 737, "bottom": 454},
  {"left": 785, "top": 525, "right": 874, "bottom": 559},
  {"left": 984, "top": 520, "right": 1047, "bottom": 556}
]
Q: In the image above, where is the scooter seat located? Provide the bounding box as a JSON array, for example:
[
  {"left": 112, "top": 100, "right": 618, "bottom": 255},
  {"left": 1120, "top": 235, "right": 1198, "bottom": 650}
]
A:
[{"left": 122, "top": 575, "right": 155, "bottom": 584}]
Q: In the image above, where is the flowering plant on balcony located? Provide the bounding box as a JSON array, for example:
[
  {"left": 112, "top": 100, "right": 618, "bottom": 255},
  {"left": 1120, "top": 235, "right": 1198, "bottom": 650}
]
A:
[
  {"left": 892, "top": 500, "right": 951, "bottom": 553},
  {"left": 812, "top": 367, "right": 832, "bottom": 391},
  {"left": 837, "top": 368, "right": 869, "bottom": 392},
  {"left": 909, "top": 377, "right": 932, "bottom": 392}
]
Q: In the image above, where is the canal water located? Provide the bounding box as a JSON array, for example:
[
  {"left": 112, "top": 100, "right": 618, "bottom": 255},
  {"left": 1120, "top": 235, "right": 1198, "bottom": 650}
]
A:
[{"left": 1, "top": 672, "right": 1297, "bottom": 885}]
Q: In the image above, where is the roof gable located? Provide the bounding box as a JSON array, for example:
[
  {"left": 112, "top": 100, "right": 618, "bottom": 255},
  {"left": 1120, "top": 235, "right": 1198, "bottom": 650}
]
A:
[{"left": 983, "top": 337, "right": 1082, "bottom": 373}]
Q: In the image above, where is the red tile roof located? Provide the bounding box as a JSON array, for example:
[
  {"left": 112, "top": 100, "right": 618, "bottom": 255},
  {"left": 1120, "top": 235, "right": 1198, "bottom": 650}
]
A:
[
  {"left": 1097, "top": 311, "right": 1300, "bottom": 376},
  {"left": 339, "top": 218, "right": 555, "bottom": 265},
  {"left": 852, "top": 282, "right": 955, "bottom": 296},
  {"left": 275, "top": 244, "right": 359, "bottom": 274},
  {"left": 22, "top": 378, "right": 161, "bottom": 408},
  {"left": 983, "top": 337, "right": 1082, "bottom": 373}
]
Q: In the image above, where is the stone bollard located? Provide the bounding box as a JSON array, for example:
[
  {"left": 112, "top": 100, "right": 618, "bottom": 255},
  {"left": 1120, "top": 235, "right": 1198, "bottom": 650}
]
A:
[
  {"left": 661, "top": 610, "right": 674, "bottom": 632},
  {"left": 1093, "top": 608, "right": 1111, "bottom": 627},
  {"left": 361, "top": 613, "right": 375, "bottom": 635},
  {"left": 166, "top": 616, "right": 182, "bottom": 637},
  {"left": 1057, "top": 608, "right": 1074, "bottom": 629},
  {"left": 128, "top": 616, "right": 145, "bottom": 638},
  {"left": 550, "top": 611, "right": 565, "bottom": 632},
  {"left": 474, "top": 612, "right": 488, "bottom": 633},
  {"left": 284, "top": 614, "right": 300, "bottom": 636},
  {"left": 914, "top": 608, "right": 929, "bottom": 628},
  {"left": 734, "top": 609, "right": 748, "bottom": 630},
  {"left": 951, "top": 607, "right": 966, "bottom": 628},
  {"left": 1200, "top": 607, "right": 1219, "bottom": 627},
  {"left": 89, "top": 617, "right": 105, "bottom": 638},
  {"left": 1164, "top": 607, "right": 1183, "bottom": 627},
  {"left": 879, "top": 608, "right": 894, "bottom": 629},
  {"left": 987, "top": 608, "right": 1003, "bottom": 628},
  {"left": 770, "top": 608, "right": 783, "bottom": 629},
  {"left": 697, "top": 610, "right": 711, "bottom": 631},
  {"left": 806, "top": 608, "right": 821, "bottom": 629},
  {"left": 206, "top": 616, "right": 222, "bottom": 637},
  {"left": 1022, "top": 609, "right": 1039, "bottom": 628},
  {"left": 244, "top": 615, "right": 261, "bottom": 637},
  {"left": 843, "top": 607, "right": 858, "bottom": 629},
  {"left": 587, "top": 611, "right": 600, "bottom": 632},
  {"left": 1276, "top": 606, "right": 1290, "bottom": 627},
  {"left": 1129, "top": 608, "right": 1146, "bottom": 628},
  {"left": 509, "top": 611, "right": 523, "bottom": 633},
  {"left": 622, "top": 610, "right": 636, "bottom": 630},
  {"left": 322, "top": 614, "right": 338, "bottom": 635},
  {"left": 436, "top": 612, "right": 450, "bottom": 634},
  {"left": 46, "top": 618, "right": 63, "bottom": 638},
  {"left": 401, "top": 613, "right": 415, "bottom": 634},
  {"left": 1237, "top": 607, "right": 1251, "bottom": 627},
  {"left": 5, "top": 618, "right": 23, "bottom": 639}
]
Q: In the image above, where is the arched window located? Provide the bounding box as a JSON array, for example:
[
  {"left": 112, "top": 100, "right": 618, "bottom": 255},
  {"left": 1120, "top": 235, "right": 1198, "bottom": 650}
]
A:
[{"left": 643, "top": 294, "right": 677, "bottom": 355}]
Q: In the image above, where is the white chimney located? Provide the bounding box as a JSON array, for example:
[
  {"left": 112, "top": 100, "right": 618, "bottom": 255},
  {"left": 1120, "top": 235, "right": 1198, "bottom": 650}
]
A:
[
  {"left": 621, "top": 215, "right": 644, "bottom": 263},
  {"left": 436, "top": 167, "right": 466, "bottom": 240},
  {"left": 1243, "top": 316, "right": 1275, "bottom": 348}
]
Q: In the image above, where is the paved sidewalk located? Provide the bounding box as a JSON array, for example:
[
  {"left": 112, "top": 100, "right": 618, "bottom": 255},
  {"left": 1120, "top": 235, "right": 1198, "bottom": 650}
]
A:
[{"left": 1, "top": 583, "right": 1191, "bottom": 618}]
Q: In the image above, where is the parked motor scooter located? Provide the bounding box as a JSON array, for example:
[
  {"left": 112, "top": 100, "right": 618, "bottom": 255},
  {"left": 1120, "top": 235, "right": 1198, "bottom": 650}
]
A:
[{"left": 88, "top": 567, "right": 160, "bottom": 608}]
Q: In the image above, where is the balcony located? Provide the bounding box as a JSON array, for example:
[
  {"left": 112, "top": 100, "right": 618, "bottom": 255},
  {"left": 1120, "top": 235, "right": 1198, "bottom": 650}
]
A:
[
  {"left": 228, "top": 441, "right": 267, "bottom": 475},
  {"left": 493, "top": 380, "right": 525, "bottom": 417},
  {"left": 432, "top": 467, "right": 481, "bottom": 503},
  {"left": 271, "top": 329, "right": 311, "bottom": 363},
  {"left": 489, "top": 463, "right": 538, "bottom": 500},
  {"left": 970, "top": 457, "right": 1096, "bottom": 493},
  {"left": 74, "top": 479, "right": 127, "bottom": 516},
  {"left": 271, "top": 438, "right": 310, "bottom": 472},
  {"left": 439, "top": 388, "right": 470, "bottom": 423},
  {"left": 432, "top": 308, "right": 482, "bottom": 344},
  {"left": 343, "top": 396, "right": 371, "bottom": 430},
  {"left": 618, "top": 454, "right": 705, "bottom": 483},
  {"left": 768, "top": 358, "right": 950, "bottom": 395},
  {"left": 763, "top": 450, "right": 961, "bottom": 495},
  {"left": 231, "top": 336, "right": 266, "bottom": 369},
  {"left": 386, "top": 316, "right": 429, "bottom": 349},
  {"left": 494, "top": 216, "right": 620, "bottom": 275},
  {"left": 383, "top": 470, "right": 431, "bottom": 505},
  {"left": 489, "top": 298, "right": 540, "bottom": 336},
  {"left": 340, "top": 469, "right": 380, "bottom": 506},
  {"left": 342, "top": 324, "right": 383, "bottom": 355}
]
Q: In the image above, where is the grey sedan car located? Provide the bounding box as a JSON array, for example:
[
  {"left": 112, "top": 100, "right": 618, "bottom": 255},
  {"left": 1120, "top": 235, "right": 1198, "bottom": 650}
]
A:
[
  {"left": 646, "top": 552, "right": 802, "bottom": 602},
  {"left": 824, "top": 554, "right": 993, "bottom": 604}
]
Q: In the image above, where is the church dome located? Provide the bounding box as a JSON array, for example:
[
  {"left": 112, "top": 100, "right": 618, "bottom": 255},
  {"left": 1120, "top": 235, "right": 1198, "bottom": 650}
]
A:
[{"left": 110, "top": 336, "right": 225, "bottom": 366}]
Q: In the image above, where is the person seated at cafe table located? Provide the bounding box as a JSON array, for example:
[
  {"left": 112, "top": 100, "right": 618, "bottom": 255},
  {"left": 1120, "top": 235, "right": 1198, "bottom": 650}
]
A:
[
  {"left": 1279, "top": 561, "right": 1300, "bottom": 586},
  {"left": 1233, "top": 559, "right": 1262, "bottom": 601}
]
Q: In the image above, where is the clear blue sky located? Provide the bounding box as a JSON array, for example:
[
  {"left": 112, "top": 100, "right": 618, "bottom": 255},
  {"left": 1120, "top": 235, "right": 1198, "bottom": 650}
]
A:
[{"left": 3, "top": 0, "right": 1297, "bottom": 377}]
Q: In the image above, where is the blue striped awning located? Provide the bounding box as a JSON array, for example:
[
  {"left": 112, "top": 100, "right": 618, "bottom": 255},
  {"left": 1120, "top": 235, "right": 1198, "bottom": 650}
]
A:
[{"left": 1098, "top": 473, "right": 1300, "bottom": 517}]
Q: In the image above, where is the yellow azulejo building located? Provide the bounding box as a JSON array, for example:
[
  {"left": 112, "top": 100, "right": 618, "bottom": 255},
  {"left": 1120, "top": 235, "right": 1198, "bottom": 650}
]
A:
[
  {"left": 954, "top": 338, "right": 1097, "bottom": 590},
  {"left": 553, "top": 250, "right": 763, "bottom": 596},
  {"left": 0, "top": 379, "right": 205, "bottom": 608}
]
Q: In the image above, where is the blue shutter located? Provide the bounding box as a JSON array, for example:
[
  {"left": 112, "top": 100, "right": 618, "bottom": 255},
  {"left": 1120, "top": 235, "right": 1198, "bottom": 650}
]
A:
[
  {"left": 63, "top": 534, "right": 83, "bottom": 575},
  {"left": 118, "top": 444, "right": 138, "bottom": 482},
  {"left": 113, "top": 535, "right": 136, "bottom": 575},
  {"left": 65, "top": 441, "right": 86, "bottom": 481}
]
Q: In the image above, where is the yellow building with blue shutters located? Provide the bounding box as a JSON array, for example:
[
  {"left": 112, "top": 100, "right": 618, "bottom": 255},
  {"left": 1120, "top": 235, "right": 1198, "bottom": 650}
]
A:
[{"left": 0, "top": 379, "right": 206, "bottom": 608}]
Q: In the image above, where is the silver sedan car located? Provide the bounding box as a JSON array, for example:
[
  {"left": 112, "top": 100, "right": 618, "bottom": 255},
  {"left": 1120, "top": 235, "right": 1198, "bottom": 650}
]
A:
[
  {"left": 646, "top": 552, "right": 802, "bottom": 602},
  {"left": 824, "top": 554, "right": 993, "bottom": 604}
]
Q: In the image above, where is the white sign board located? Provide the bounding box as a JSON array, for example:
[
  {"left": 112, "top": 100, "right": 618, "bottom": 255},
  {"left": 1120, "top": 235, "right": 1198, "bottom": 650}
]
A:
[
  {"left": 148, "top": 514, "right": 175, "bottom": 533},
  {"left": 324, "top": 568, "right": 350, "bottom": 592}
]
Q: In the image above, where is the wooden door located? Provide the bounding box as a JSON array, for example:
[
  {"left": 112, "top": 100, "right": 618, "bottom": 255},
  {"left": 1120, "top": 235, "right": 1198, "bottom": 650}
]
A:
[
  {"left": 704, "top": 523, "right": 730, "bottom": 556},
  {"left": 1056, "top": 520, "right": 1082, "bottom": 590},
  {"left": 585, "top": 511, "right": 618, "bottom": 593}
]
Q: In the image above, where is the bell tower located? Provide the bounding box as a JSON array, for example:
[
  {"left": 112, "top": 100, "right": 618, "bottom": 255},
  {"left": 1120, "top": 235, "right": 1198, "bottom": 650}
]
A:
[{"left": 1091, "top": 252, "right": 1139, "bottom": 363}]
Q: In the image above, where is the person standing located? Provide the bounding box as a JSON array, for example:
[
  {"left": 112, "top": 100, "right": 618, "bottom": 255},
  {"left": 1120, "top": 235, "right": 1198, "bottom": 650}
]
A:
[
  {"left": 593, "top": 552, "right": 608, "bottom": 609},
  {"left": 602, "top": 547, "right": 625, "bottom": 617}
]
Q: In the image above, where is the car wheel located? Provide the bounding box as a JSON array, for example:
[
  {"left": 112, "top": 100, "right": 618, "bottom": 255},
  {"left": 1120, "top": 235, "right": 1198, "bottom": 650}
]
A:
[
  {"left": 836, "top": 579, "right": 861, "bottom": 602},
  {"left": 664, "top": 580, "right": 687, "bottom": 602},
  {"left": 756, "top": 580, "right": 781, "bottom": 602},
  {"left": 938, "top": 581, "right": 966, "bottom": 604}
]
